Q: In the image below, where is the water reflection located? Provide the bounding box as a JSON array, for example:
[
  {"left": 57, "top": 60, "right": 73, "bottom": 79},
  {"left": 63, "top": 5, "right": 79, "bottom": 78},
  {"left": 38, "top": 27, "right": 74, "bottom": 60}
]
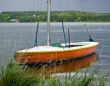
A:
[{"left": 27, "top": 53, "right": 98, "bottom": 76}]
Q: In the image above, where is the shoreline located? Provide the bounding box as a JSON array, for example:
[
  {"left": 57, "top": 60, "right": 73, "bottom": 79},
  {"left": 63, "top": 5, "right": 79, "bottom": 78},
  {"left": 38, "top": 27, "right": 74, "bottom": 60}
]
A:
[{"left": 0, "top": 22, "right": 110, "bottom": 26}]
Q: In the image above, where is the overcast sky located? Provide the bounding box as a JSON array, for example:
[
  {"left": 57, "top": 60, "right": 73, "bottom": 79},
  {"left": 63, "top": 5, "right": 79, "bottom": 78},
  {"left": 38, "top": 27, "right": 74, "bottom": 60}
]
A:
[{"left": 0, "top": 0, "right": 110, "bottom": 13}]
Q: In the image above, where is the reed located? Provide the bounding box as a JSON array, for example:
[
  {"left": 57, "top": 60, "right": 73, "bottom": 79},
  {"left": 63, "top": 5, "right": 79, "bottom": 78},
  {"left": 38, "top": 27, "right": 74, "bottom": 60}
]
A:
[
  {"left": 0, "top": 63, "right": 42, "bottom": 86},
  {"left": 0, "top": 62, "right": 109, "bottom": 86}
]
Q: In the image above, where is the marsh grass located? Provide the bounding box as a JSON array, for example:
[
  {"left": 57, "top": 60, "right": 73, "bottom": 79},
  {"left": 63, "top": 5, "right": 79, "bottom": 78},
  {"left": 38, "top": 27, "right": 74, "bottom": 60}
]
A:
[
  {"left": 0, "top": 62, "right": 109, "bottom": 86},
  {"left": 0, "top": 63, "right": 42, "bottom": 86}
]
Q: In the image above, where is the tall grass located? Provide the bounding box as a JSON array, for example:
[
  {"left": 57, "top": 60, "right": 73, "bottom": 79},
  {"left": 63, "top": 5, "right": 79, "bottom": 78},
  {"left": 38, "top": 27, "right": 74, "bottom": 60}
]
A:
[
  {"left": 0, "top": 62, "right": 109, "bottom": 86},
  {"left": 0, "top": 63, "right": 42, "bottom": 86}
]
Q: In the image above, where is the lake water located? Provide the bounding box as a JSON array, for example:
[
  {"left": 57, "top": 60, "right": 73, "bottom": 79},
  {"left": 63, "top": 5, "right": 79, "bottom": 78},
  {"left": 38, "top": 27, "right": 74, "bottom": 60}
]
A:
[{"left": 0, "top": 22, "right": 110, "bottom": 75}]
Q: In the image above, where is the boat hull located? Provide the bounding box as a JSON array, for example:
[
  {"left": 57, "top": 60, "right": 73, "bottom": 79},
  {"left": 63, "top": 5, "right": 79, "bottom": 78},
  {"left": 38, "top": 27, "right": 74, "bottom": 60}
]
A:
[
  {"left": 15, "top": 42, "right": 98, "bottom": 64},
  {"left": 37, "top": 53, "right": 98, "bottom": 76}
]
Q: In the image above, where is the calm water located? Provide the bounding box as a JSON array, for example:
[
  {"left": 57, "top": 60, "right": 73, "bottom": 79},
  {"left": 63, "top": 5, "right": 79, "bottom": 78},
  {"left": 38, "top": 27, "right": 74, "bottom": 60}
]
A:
[{"left": 0, "top": 22, "right": 110, "bottom": 74}]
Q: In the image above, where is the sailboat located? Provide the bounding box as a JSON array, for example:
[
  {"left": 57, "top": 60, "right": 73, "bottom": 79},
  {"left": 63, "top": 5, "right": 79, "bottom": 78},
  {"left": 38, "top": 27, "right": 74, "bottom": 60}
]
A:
[{"left": 15, "top": 0, "right": 99, "bottom": 64}]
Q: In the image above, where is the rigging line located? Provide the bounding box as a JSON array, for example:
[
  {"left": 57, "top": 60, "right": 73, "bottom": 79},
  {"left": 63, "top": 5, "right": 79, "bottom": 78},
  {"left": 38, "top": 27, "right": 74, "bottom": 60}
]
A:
[
  {"left": 36, "top": 0, "right": 39, "bottom": 21},
  {"left": 33, "top": 0, "right": 35, "bottom": 11},
  {"left": 59, "top": 0, "right": 61, "bottom": 11},
  {"left": 62, "top": 21, "right": 67, "bottom": 46},
  {"left": 34, "top": 22, "right": 39, "bottom": 46},
  {"left": 67, "top": 0, "right": 69, "bottom": 11},
  {"left": 37, "top": 0, "right": 38, "bottom": 12},
  {"left": 33, "top": 0, "right": 36, "bottom": 16},
  {"left": 33, "top": 0, "right": 39, "bottom": 18},
  {"left": 68, "top": 27, "right": 70, "bottom": 48},
  {"left": 33, "top": 0, "right": 36, "bottom": 22},
  {"left": 56, "top": 0, "right": 58, "bottom": 11},
  {"left": 84, "top": 23, "right": 94, "bottom": 42},
  {"left": 30, "top": 6, "right": 35, "bottom": 46}
]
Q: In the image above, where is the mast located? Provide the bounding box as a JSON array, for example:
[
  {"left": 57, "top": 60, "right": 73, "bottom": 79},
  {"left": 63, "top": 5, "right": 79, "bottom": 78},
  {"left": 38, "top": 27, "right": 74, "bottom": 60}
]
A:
[{"left": 47, "top": 0, "right": 51, "bottom": 46}]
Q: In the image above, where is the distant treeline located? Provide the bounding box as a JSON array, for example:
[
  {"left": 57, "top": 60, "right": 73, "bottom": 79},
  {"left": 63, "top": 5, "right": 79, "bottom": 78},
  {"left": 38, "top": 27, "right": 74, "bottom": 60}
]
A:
[{"left": 0, "top": 11, "right": 110, "bottom": 22}]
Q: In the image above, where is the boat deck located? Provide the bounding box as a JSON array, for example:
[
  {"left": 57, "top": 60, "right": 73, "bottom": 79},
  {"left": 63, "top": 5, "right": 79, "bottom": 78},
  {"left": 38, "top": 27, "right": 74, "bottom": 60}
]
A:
[{"left": 17, "top": 42, "right": 99, "bottom": 53}]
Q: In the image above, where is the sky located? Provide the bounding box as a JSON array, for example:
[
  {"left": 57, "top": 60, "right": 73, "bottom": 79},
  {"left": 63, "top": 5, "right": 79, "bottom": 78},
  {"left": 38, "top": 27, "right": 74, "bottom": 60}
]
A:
[{"left": 0, "top": 0, "right": 110, "bottom": 13}]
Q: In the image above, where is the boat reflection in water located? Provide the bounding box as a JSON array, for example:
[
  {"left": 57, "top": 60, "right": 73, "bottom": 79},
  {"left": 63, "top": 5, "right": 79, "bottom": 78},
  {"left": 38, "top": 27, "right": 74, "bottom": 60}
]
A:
[{"left": 28, "top": 53, "right": 98, "bottom": 76}]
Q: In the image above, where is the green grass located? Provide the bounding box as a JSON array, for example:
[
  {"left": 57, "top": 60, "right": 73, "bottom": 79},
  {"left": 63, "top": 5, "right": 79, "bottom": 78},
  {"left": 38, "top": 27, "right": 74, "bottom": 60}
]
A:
[
  {"left": 0, "top": 63, "right": 42, "bottom": 86},
  {"left": 0, "top": 62, "right": 109, "bottom": 86}
]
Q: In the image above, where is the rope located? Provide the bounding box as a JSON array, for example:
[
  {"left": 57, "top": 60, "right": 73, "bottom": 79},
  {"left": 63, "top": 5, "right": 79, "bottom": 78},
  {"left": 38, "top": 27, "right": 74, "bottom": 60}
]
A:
[
  {"left": 84, "top": 23, "right": 94, "bottom": 42},
  {"left": 67, "top": 0, "right": 69, "bottom": 11},
  {"left": 68, "top": 27, "right": 70, "bottom": 48},
  {"left": 34, "top": 22, "right": 39, "bottom": 46},
  {"left": 62, "top": 21, "right": 67, "bottom": 46}
]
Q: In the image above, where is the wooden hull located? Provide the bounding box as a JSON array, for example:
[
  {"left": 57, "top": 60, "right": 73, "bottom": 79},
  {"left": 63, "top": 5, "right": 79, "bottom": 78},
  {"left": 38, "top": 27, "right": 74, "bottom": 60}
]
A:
[{"left": 15, "top": 42, "right": 99, "bottom": 64}]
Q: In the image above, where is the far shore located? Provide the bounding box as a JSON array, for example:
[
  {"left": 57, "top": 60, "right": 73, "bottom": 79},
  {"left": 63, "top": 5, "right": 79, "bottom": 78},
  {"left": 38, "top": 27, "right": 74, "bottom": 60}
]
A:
[{"left": 0, "top": 22, "right": 110, "bottom": 26}]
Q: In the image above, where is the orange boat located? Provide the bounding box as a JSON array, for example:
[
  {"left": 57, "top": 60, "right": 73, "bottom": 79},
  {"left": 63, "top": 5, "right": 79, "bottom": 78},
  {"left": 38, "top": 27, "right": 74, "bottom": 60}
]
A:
[
  {"left": 15, "top": 0, "right": 99, "bottom": 64},
  {"left": 35, "top": 53, "right": 98, "bottom": 76},
  {"left": 27, "top": 53, "right": 98, "bottom": 76},
  {"left": 15, "top": 42, "right": 99, "bottom": 64}
]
